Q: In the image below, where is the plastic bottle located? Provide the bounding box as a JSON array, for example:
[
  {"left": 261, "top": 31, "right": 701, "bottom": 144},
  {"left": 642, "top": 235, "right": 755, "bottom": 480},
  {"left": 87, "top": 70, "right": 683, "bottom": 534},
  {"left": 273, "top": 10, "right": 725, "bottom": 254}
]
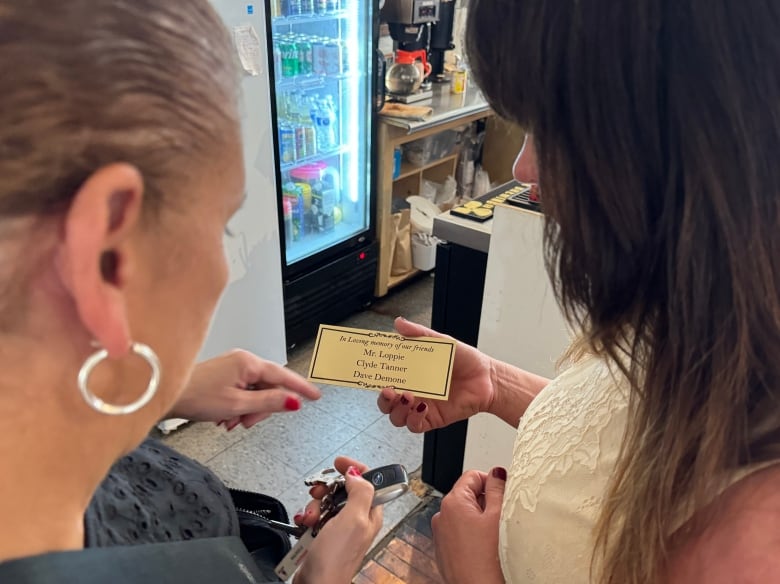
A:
[
  {"left": 324, "top": 96, "right": 339, "bottom": 149},
  {"left": 309, "top": 94, "right": 320, "bottom": 125},
  {"left": 282, "top": 197, "right": 294, "bottom": 245},
  {"left": 451, "top": 55, "right": 468, "bottom": 95},
  {"left": 315, "top": 99, "right": 329, "bottom": 152}
]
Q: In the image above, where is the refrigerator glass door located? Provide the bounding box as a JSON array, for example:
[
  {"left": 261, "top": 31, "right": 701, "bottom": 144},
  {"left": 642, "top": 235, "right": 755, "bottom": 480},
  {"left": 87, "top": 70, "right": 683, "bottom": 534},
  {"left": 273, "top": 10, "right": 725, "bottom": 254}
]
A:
[{"left": 270, "top": 0, "right": 373, "bottom": 266}]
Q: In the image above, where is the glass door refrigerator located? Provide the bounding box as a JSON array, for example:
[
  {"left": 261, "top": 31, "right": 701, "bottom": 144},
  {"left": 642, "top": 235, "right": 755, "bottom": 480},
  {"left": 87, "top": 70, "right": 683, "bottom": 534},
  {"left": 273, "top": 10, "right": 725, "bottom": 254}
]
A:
[{"left": 266, "top": 0, "right": 381, "bottom": 347}]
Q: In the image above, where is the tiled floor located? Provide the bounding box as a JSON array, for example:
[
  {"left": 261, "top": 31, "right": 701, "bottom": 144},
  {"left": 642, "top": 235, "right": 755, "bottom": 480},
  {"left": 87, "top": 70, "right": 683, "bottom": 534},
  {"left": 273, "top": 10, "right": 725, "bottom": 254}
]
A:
[
  {"left": 161, "top": 274, "right": 435, "bottom": 549},
  {"left": 355, "top": 497, "right": 443, "bottom": 584}
]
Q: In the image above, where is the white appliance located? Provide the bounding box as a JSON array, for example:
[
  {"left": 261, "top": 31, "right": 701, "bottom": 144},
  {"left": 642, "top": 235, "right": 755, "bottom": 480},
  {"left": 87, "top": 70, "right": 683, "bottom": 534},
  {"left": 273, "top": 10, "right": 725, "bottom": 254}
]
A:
[
  {"left": 160, "top": 1, "right": 288, "bottom": 433},
  {"left": 462, "top": 204, "right": 573, "bottom": 471}
]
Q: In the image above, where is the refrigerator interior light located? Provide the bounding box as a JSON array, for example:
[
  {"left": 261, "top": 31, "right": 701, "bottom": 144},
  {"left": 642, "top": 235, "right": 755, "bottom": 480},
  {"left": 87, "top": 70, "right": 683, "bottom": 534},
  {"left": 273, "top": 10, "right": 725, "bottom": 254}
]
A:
[{"left": 346, "top": 0, "right": 360, "bottom": 204}]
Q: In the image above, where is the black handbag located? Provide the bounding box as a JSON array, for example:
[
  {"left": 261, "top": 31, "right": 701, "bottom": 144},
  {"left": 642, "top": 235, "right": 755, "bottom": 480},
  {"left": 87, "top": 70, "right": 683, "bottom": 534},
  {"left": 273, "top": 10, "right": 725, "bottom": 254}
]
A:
[{"left": 229, "top": 488, "right": 293, "bottom": 581}]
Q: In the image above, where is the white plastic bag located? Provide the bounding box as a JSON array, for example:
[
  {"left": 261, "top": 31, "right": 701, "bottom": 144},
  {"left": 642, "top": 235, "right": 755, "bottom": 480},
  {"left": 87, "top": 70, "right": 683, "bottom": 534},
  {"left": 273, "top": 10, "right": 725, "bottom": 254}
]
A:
[
  {"left": 420, "top": 179, "right": 439, "bottom": 202},
  {"left": 435, "top": 175, "right": 458, "bottom": 209},
  {"left": 472, "top": 165, "right": 491, "bottom": 199}
]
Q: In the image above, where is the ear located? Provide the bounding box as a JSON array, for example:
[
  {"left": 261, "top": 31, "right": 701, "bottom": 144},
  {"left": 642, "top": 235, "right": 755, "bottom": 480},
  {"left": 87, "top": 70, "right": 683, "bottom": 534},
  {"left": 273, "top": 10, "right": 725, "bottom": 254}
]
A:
[{"left": 57, "top": 163, "right": 145, "bottom": 358}]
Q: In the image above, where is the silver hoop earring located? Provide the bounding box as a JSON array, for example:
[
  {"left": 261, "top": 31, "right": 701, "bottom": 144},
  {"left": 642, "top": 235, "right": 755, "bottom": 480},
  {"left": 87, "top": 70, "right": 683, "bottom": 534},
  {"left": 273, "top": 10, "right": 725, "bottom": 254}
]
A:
[{"left": 78, "top": 342, "right": 161, "bottom": 416}]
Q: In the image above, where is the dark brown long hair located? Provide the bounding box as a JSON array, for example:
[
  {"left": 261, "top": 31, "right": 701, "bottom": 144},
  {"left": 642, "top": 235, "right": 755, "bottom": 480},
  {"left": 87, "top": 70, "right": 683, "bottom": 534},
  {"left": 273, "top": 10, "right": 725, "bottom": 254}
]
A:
[{"left": 467, "top": 1, "right": 780, "bottom": 582}]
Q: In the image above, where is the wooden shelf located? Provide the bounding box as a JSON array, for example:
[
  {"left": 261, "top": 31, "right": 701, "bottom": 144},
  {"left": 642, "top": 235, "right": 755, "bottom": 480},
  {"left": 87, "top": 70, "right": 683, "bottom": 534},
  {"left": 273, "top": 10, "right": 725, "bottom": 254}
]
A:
[
  {"left": 375, "top": 107, "right": 494, "bottom": 298},
  {"left": 395, "top": 153, "right": 459, "bottom": 182}
]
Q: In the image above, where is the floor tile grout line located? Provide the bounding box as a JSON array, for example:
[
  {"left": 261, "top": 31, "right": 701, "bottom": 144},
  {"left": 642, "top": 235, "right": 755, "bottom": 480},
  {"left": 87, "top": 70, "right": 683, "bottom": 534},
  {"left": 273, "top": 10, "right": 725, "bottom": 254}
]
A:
[{"left": 202, "top": 431, "right": 253, "bottom": 465}]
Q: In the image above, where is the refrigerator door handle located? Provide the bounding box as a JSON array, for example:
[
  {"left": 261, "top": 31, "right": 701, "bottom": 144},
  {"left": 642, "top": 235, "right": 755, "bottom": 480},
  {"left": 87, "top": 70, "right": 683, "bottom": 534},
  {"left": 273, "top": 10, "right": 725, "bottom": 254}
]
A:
[{"left": 374, "top": 48, "right": 386, "bottom": 114}]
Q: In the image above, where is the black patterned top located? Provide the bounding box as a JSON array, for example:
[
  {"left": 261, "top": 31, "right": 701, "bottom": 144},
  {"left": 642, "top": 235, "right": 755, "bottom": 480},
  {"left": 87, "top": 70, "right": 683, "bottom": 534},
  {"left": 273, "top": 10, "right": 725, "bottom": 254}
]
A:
[{"left": 85, "top": 438, "right": 239, "bottom": 546}]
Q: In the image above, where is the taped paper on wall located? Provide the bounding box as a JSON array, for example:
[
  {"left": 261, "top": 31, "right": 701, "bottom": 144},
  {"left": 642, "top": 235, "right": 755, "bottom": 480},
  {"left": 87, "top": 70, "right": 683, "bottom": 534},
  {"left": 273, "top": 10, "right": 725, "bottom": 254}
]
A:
[{"left": 233, "top": 23, "right": 262, "bottom": 76}]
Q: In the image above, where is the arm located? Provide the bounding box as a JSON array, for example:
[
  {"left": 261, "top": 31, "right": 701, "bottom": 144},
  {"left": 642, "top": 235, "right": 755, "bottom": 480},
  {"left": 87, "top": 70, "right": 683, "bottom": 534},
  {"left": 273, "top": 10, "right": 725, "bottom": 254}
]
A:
[{"left": 487, "top": 358, "right": 550, "bottom": 427}]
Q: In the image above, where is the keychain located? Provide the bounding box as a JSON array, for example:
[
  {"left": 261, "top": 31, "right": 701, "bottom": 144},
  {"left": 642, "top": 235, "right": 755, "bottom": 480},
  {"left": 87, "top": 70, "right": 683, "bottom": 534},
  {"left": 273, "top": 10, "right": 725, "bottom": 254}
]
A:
[{"left": 274, "top": 464, "right": 409, "bottom": 580}]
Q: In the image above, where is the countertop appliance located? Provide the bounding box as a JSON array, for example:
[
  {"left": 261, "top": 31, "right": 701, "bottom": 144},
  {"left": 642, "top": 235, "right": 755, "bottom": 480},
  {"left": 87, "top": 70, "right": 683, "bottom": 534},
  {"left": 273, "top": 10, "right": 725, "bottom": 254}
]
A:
[{"left": 380, "top": 0, "right": 440, "bottom": 103}]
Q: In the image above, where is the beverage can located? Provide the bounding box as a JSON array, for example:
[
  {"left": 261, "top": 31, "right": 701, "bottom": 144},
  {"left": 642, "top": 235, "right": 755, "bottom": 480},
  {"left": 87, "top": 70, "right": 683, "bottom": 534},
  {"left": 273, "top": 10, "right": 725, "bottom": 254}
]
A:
[
  {"left": 287, "top": 0, "right": 303, "bottom": 15},
  {"left": 279, "top": 124, "right": 296, "bottom": 164},
  {"left": 315, "top": 0, "right": 328, "bottom": 13},
  {"left": 322, "top": 40, "right": 342, "bottom": 75},
  {"left": 303, "top": 124, "right": 317, "bottom": 157},
  {"left": 311, "top": 39, "right": 326, "bottom": 75},
  {"left": 272, "top": 39, "right": 283, "bottom": 79},
  {"left": 300, "top": 0, "right": 314, "bottom": 14},
  {"left": 296, "top": 38, "right": 313, "bottom": 75},
  {"left": 280, "top": 38, "right": 299, "bottom": 77},
  {"left": 325, "top": 0, "right": 339, "bottom": 11},
  {"left": 339, "top": 40, "right": 349, "bottom": 73}
]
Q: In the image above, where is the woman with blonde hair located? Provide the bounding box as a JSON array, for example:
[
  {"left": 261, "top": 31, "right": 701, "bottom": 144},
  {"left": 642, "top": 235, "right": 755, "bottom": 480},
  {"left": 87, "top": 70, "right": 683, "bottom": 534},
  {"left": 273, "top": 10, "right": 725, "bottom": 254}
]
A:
[{"left": 0, "top": 1, "right": 380, "bottom": 582}]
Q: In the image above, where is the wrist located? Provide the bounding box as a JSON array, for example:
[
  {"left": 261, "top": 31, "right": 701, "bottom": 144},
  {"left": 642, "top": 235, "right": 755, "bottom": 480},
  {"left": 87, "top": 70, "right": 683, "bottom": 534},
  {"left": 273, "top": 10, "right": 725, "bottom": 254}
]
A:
[
  {"left": 486, "top": 359, "right": 550, "bottom": 427},
  {"left": 485, "top": 357, "right": 511, "bottom": 421}
]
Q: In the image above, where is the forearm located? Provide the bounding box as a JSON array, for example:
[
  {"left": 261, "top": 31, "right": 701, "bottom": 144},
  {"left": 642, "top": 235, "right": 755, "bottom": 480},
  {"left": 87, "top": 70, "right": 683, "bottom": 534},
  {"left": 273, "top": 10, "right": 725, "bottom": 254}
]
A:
[{"left": 487, "top": 358, "right": 550, "bottom": 427}]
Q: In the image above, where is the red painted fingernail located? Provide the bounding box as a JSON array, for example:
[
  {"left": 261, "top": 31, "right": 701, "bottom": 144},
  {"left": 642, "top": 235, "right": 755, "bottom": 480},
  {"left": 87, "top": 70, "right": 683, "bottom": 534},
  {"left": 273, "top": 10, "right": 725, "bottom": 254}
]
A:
[
  {"left": 226, "top": 420, "right": 240, "bottom": 431},
  {"left": 293, "top": 513, "right": 303, "bottom": 523},
  {"left": 400, "top": 396, "right": 410, "bottom": 405},
  {"left": 284, "top": 397, "right": 301, "bottom": 411},
  {"left": 416, "top": 402, "right": 427, "bottom": 413},
  {"left": 347, "top": 466, "right": 362, "bottom": 477},
  {"left": 492, "top": 467, "right": 507, "bottom": 481}
]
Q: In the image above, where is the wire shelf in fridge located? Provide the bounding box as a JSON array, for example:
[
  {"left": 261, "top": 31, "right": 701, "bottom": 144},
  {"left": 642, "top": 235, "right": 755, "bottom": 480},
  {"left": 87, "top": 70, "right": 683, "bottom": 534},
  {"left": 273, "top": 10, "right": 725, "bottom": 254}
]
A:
[
  {"left": 280, "top": 144, "right": 351, "bottom": 174},
  {"left": 275, "top": 72, "right": 360, "bottom": 92},
  {"left": 272, "top": 10, "right": 348, "bottom": 27}
]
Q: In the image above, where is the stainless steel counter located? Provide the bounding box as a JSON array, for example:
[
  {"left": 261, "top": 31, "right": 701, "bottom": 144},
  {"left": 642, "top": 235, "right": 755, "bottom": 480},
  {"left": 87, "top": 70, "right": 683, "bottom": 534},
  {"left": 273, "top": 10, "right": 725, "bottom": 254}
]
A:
[
  {"left": 381, "top": 83, "right": 489, "bottom": 134},
  {"left": 433, "top": 208, "right": 493, "bottom": 253}
]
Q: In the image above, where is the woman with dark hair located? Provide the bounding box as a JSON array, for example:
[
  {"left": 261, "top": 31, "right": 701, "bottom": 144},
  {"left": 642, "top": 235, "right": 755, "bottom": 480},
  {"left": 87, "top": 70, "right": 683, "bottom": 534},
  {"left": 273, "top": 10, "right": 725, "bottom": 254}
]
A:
[
  {"left": 0, "top": 1, "right": 380, "bottom": 582},
  {"left": 378, "top": 1, "right": 780, "bottom": 582}
]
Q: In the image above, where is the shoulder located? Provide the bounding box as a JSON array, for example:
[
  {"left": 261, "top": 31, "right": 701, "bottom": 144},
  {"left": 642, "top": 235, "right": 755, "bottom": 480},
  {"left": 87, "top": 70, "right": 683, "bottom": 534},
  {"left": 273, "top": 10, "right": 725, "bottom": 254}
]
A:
[{"left": 666, "top": 464, "right": 780, "bottom": 583}]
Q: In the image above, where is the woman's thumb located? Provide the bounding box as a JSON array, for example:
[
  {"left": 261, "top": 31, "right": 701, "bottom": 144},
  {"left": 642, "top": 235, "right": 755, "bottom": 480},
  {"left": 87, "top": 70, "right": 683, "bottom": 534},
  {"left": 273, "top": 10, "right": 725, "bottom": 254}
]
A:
[
  {"left": 343, "top": 466, "right": 374, "bottom": 510},
  {"left": 485, "top": 467, "right": 507, "bottom": 510}
]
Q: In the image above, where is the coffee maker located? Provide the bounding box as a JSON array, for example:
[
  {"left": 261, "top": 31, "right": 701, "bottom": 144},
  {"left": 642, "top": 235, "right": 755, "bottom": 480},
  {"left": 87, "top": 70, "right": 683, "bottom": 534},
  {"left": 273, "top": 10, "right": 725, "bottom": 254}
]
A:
[
  {"left": 380, "top": 0, "right": 440, "bottom": 103},
  {"left": 428, "top": 0, "right": 456, "bottom": 83}
]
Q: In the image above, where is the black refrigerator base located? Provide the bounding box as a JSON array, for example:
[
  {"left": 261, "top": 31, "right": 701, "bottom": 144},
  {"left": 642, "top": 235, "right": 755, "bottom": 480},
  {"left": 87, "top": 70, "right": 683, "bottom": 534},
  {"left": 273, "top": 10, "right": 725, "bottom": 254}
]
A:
[{"left": 283, "top": 242, "right": 378, "bottom": 349}]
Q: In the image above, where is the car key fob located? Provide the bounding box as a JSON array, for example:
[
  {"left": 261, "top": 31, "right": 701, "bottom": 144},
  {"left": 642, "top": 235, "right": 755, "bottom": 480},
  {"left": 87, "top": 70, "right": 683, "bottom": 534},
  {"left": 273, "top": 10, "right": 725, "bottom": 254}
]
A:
[{"left": 331, "top": 464, "right": 409, "bottom": 510}]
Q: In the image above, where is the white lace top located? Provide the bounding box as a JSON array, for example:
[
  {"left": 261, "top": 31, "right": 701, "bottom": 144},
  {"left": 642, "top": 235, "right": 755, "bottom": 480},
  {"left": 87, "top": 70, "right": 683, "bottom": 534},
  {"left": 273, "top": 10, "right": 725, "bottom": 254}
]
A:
[{"left": 499, "top": 354, "right": 629, "bottom": 583}]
